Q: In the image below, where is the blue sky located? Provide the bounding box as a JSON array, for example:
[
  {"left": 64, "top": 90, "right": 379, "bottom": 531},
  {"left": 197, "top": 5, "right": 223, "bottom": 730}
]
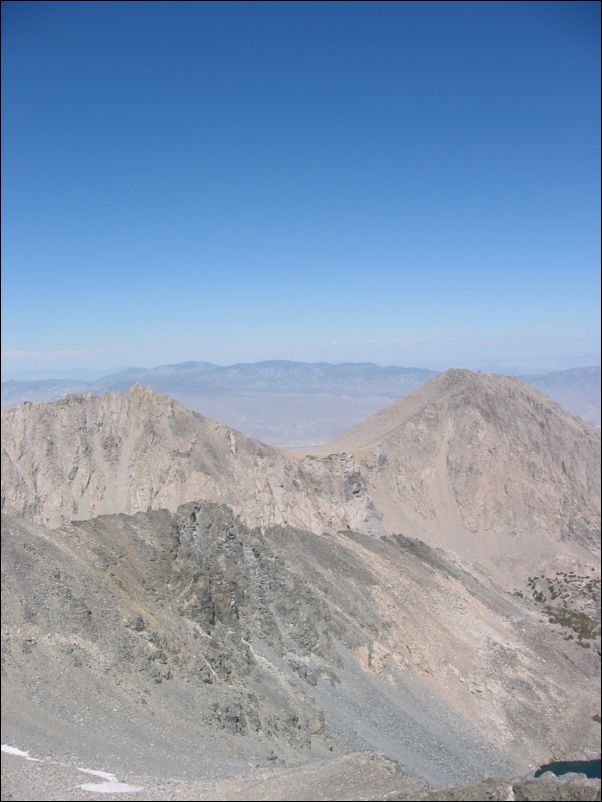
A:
[{"left": 2, "top": 1, "right": 600, "bottom": 374}]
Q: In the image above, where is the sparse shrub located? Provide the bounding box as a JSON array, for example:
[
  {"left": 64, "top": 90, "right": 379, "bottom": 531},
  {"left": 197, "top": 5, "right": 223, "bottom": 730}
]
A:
[{"left": 544, "top": 605, "right": 601, "bottom": 640}]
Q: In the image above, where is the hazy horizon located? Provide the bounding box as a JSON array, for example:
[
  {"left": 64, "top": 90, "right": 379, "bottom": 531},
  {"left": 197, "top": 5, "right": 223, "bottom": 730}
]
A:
[{"left": 2, "top": 353, "right": 602, "bottom": 383}]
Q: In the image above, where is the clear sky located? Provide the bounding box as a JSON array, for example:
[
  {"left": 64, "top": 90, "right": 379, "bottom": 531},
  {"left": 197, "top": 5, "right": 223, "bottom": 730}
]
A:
[{"left": 2, "top": 1, "right": 600, "bottom": 374}]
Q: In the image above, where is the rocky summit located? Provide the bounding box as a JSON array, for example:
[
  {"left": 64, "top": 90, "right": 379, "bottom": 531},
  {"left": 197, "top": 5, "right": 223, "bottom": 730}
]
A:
[
  {"left": 309, "top": 369, "right": 601, "bottom": 583},
  {"left": 0, "top": 383, "right": 379, "bottom": 535}
]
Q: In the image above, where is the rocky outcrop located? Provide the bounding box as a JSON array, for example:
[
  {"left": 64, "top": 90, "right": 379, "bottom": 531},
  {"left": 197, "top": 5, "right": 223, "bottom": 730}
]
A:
[
  {"left": 0, "top": 384, "right": 380, "bottom": 534},
  {"left": 2, "top": 502, "right": 600, "bottom": 786}
]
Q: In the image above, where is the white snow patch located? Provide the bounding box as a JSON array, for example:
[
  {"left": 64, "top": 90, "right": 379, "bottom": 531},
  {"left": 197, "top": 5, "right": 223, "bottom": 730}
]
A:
[
  {"left": 79, "top": 781, "right": 143, "bottom": 794},
  {"left": 77, "top": 767, "right": 143, "bottom": 794},
  {"left": 2, "top": 743, "right": 142, "bottom": 794},
  {"left": 1, "top": 744, "right": 41, "bottom": 762}
]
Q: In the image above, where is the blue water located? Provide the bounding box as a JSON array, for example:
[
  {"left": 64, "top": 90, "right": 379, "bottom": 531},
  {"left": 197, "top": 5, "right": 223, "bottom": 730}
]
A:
[{"left": 534, "top": 759, "right": 601, "bottom": 779}]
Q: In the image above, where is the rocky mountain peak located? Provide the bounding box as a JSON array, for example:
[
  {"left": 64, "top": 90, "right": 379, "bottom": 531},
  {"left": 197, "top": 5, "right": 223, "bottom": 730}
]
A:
[{"left": 2, "top": 372, "right": 599, "bottom": 583}]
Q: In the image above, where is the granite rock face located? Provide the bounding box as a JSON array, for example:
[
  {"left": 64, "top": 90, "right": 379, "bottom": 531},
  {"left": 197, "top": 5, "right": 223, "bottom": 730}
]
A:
[{"left": 0, "top": 383, "right": 380, "bottom": 535}]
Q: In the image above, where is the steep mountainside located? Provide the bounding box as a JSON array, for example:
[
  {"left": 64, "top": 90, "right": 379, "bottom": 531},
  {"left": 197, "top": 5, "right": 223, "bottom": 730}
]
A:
[
  {"left": 2, "top": 374, "right": 601, "bottom": 799},
  {"left": 310, "top": 370, "right": 601, "bottom": 579},
  {"left": 2, "top": 503, "right": 599, "bottom": 797},
  {"left": 0, "top": 384, "right": 378, "bottom": 533},
  {"left": 2, "top": 371, "right": 600, "bottom": 583}
]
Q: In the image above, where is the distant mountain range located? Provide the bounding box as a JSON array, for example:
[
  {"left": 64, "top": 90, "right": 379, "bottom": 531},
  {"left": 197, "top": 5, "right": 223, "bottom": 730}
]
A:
[
  {"left": 2, "top": 360, "right": 435, "bottom": 397},
  {"left": 1, "top": 361, "right": 600, "bottom": 445},
  {"left": 518, "top": 366, "right": 601, "bottom": 427}
]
